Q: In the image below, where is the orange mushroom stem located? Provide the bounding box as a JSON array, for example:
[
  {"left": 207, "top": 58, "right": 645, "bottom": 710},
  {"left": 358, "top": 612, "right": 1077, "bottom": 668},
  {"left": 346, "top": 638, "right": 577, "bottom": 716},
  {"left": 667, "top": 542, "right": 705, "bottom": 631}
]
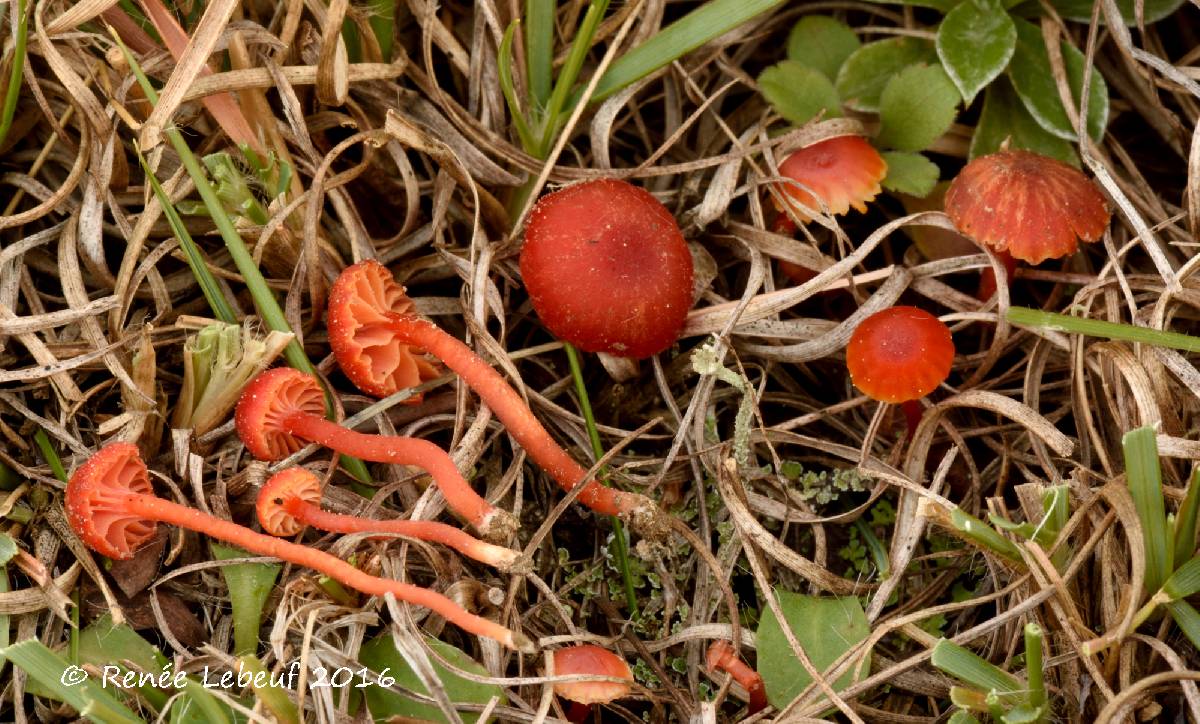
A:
[
  {"left": 706, "top": 640, "right": 767, "bottom": 715},
  {"left": 235, "top": 368, "right": 517, "bottom": 543},
  {"left": 66, "top": 443, "right": 534, "bottom": 652},
  {"left": 258, "top": 468, "right": 527, "bottom": 573},
  {"left": 328, "top": 260, "right": 667, "bottom": 538}
]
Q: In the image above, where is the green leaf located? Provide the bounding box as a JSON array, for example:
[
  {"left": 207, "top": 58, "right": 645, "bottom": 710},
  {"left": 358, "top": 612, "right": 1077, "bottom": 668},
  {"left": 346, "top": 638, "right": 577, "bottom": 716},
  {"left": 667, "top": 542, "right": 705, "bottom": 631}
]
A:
[
  {"left": 759, "top": 61, "right": 841, "bottom": 126},
  {"left": 786, "top": 15, "right": 861, "bottom": 81},
  {"left": 239, "top": 655, "right": 300, "bottom": 724},
  {"left": 211, "top": 543, "right": 281, "bottom": 656},
  {"left": 876, "top": 63, "right": 960, "bottom": 152},
  {"left": 359, "top": 634, "right": 505, "bottom": 723},
  {"left": 836, "top": 36, "right": 937, "bottom": 112},
  {"left": 1007, "top": 306, "right": 1200, "bottom": 353},
  {"left": 756, "top": 589, "right": 871, "bottom": 709},
  {"left": 524, "top": 0, "right": 555, "bottom": 110},
  {"left": 880, "top": 151, "right": 940, "bottom": 197},
  {"left": 1006, "top": 17, "right": 1108, "bottom": 142},
  {"left": 1123, "top": 426, "right": 1172, "bottom": 593},
  {"left": 0, "top": 533, "right": 17, "bottom": 567},
  {"left": 936, "top": 0, "right": 1015, "bottom": 104},
  {"left": 931, "top": 639, "right": 1022, "bottom": 705},
  {"left": 949, "top": 711, "right": 983, "bottom": 724},
  {"left": 1168, "top": 600, "right": 1200, "bottom": 650},
  {"left": 2, "top": 640, "right": 144, "bottom": 723},
  {"left": 1174, "top": 467, "right": 1200, "bottom": 567},
  {"left": 1163, "top": 554, "right": 1200, "bottom": 600},
  {"left": 1048, "top": 0, "right": 1185, "bottom": 24}
]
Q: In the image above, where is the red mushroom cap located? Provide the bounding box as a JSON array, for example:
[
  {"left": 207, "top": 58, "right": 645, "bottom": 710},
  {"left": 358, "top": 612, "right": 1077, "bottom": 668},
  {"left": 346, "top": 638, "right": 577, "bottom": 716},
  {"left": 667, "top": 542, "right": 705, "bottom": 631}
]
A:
[
  {"left": 258, "top": 467, "right": 322, "bottom": 536},
  {"left": 776, "top": 136, "right": 887, "bottom": 222},
  {"left": 944, "top": 149, "right": 1111, "bottom": 265},
  {"left": 846, "top": 306, "right": 954, "bottom": 404},
  {"left": 66, "top": 442, "right": 157, "bottom": 560},
  {"left": 552, "top": 644, "right": 634, "bottom": 705},
  {"left": 235, "top": 368, "right": 326, "bottom": 461},
  {"left": 521, "top": 179, "right": 694, "bottom": 358},
  {"left": 328, "top": 260, "right": 439, "bottom": 399}
]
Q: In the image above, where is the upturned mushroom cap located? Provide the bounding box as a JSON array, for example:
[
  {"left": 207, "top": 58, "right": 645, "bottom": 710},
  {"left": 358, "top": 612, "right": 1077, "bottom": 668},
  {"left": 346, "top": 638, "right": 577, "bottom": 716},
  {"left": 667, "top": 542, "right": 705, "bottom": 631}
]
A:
[
  {"left": 521, "top": 179, "right": 694, "bottom": 358},
  {"left": 776, "top": 135, "right": 887, "bottom": 221},
  {"left": 944, "top": 148, "right": 1111, "bottom": 265},
  {"left": 846, "top": 306, "right": 954, "bottom": 403},
  {"left": 552, "top": 644, "right": 634, "bottom": 705},
  {"left": 236, "top": 368, "right": 326, "bottom": 460},
  {"left": 258, "top": 468, "right": 322, "bottom": 536},
  {"left": 328, "top": 260, "right": 439, "bottom": 398},
  {"left": 66, "top": 442, "right": 157, "bottom": 560}
]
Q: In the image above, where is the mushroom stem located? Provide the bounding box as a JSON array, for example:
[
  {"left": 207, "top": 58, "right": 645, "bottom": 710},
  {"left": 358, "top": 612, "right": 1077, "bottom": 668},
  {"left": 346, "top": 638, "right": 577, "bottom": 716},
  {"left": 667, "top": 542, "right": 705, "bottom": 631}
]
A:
[
  {"left": 278, "top": 412, "right": 509, "bottom": 539},
  {"left": 565, "top": 702, "right": 592, "bottom": 723},
  {"left": 114, "top": 492, "right": 533, "bottom": 651},
  {"left": 975, "top": 250, "right": 1018, "bottom": 301},
  {"left": 706, "top": 641, "right": 767, "bottom": 714},
  {"left": 278, "top": 495, "right": 525, "bottom": 572},
  {"left": 371, "top": 314, "right": 660, "bottom": 526},
  {"left": 901, "top": 400, "right": 924, "bottom": 440}
]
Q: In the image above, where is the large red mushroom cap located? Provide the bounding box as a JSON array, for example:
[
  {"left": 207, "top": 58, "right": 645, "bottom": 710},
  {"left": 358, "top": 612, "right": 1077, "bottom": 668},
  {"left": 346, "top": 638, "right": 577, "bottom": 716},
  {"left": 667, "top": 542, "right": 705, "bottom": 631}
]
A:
[
  {"left": 776, "top": 135, "right": 887, "bottom": 222},
  {"left": 944, "top": 148, "right": 1111, "bottom": 265},
  {"left": 66, "top": 442, "right": 157, "bottom": 560},
  {"left": 235, "top": 368, "right": 326, "bottom": 461},
  {"left": 846, "top": 306, "right": 954, "bottom": 404},
  {"left": 552, "top": 644, "right": 634, "bottom": 706},
  {"left": 521, "top": 179, "right": 694, "bottom": 358},
  {"left": 258, "top": 467, "right": 322, "bottom": 536},
  {"left": 328, "top": 260, "right": 439, "bottom": 398}
]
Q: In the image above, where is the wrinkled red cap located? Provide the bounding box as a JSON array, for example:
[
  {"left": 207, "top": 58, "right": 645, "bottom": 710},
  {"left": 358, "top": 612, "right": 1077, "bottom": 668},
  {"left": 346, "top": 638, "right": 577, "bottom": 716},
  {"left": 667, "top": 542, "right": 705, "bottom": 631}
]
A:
[
  {"left": 235, "top": 368, "right": 326, "bottom": 460},
  {"left": 328, "top": 260, "right": 439, "bottom": 398},
  {"left": 66, "top": 442, "right": 157, "bottom": 560},
  {"left": 944, "top": 149, "right": 1110, "bottom": 265},
  {"left": 258, "top": 467, "right": 322, "bottom": 536},
  {"left": 521, "top": 179, "right": 694, "bottom": 358},
  {"left": 776, "top": 136, "right": 887, "bottom": 221},
  {"left": 847, "top": 306, "right": 954, "bottom": 403},
  {"left": 552, "top": 644, "right": 634, "bottom": 705}
]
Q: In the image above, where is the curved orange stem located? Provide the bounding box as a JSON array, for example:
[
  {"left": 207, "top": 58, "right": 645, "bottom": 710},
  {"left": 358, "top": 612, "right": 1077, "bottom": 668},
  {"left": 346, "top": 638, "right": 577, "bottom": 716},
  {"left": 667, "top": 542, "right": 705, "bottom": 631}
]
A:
[{"left": 707, "top": 641, "right": 767, "bottom": 714}]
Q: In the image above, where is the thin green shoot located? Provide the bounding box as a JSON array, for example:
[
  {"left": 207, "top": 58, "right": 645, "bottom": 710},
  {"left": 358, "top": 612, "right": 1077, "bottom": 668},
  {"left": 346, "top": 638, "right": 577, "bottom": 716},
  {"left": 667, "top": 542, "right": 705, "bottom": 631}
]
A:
[
  {"left": 1174, "top": 467, "right": 1200, "bottom": 568},
  {"left": 499, "top": 21, "right": 538, "bottom": 152},
  {"left": 0, "top": 0, "right": 29, "bottom": 149},
  {"left": 1008, "top": 306, "right": 1200, "bottom": 353},
  {"left": 1122, "top": 426, "right": 1172, "bottom": 593},
  {"left": 33, "top": 429, "right": 67, "bottom": 483},
  {"left": 525, "top": 0, "right": 555, "bottom": 109},
  {"left": 1024, "top": 623, "right": 1045, "bottom": 714},
  {"left": 536, "top": 0, "right": 611, "bottom": 157},
  {"left": 367, "top": 0, "right": 394, "bottom": 61}
]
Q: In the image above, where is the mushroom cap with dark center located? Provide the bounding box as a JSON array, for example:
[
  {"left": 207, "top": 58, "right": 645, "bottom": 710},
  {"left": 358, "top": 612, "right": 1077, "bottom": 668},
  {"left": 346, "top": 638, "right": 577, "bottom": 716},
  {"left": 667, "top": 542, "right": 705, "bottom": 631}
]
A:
[
  {"left": 258, "top": 468, "right": 322, "bottom": 536},
  {"left": 552, "top": 644, "right": 634, "bottom": 705},
  {"left": 328, "top": 260, "right": 439, "bottom": 398},
  {"left": 521, "top": 179, "right": 694, "bottom": 358},
  {"left": 944, "top": 148, "right": 1111, "bottom": 265},
  {"left": 846, "top": 306, "right": 954, "bottom": 404},
  {"left": 776, "top": 135, "right": 888, "bottom": 221},
  {"left": 66, "top": 442, "right": 157, "bottom": 560},
  {"left": 236, "top": 368, "right": 327, "bottom": 461}
]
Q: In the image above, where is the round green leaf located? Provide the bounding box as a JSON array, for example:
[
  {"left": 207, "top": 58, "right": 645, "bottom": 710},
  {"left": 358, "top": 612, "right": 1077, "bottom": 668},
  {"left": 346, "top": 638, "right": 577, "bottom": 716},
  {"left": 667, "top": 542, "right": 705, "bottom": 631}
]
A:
[
  {"left": 880, "top": 151, "right": 940, "bottom": 198},
  {"left": 970, "top": 79, "right": 1078, "bottom": 166},
  {"left": 759, "top": 60, "right": 842, "bottom": 126},
  {"left": 836, "top": 37, "right": 938, "bottom": 112},
  {"left": 876, "top": 63, "right": 960, "bottom": 152},
  {"left": 936, "top": 0, "right": 1016, "bottom": 104},
  {"left": 787, "top": 15, "right": 861, "bottom": 81},
  {"left": 1006, "top": 17, "right": 1108, "bottom": 142},
  {"left": 1048, "top": 0, "right": 1184, "bottom": 24}
]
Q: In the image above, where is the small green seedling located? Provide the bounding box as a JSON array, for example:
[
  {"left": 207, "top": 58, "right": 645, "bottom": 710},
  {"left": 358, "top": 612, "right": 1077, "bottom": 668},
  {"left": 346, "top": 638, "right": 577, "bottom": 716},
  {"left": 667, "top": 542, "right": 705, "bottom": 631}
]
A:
[{"left": 932, "top": 623, "right": 1047, "bottom": 723}]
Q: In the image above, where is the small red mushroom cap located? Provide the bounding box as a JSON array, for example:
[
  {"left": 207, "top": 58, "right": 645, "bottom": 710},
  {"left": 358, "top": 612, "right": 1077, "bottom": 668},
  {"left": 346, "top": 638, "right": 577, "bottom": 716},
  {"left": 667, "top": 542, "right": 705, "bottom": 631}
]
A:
[
  {"left": 847, "top": 306, "right": 954, "bottom": 404},
  {"left": 66, "top": 442, "right": 157, "bottom": 560},
  {"left": 944, "top": 148, "right": 1111, "bottom": 265},
  {"left": 776, "top": 136, "right": 887, "bottom": 221},
  {"left": 551, "top": 644, "right": 634, "bottom": 705},
  {"left": 236, "top": 368, "right": 326, "bottom": 461},
  {"left": 258, "top": 468, "right": 322, "bottom": 536},
  {"left": 328, "top": 260, "right": 439, "bottom": 399},
  {"left": 521, "top": 179, "right": 694, "bottom": 358}
]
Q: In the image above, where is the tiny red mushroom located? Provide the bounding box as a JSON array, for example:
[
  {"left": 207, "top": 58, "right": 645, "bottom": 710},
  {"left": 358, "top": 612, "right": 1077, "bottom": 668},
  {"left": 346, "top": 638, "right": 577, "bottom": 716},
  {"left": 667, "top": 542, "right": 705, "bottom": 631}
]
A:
[
  {"left": 846, "top": 306, "right": 954, "bottom": 435},
  {"left": 520, "top": 178, "right": 694, "bottom": 359},
  {"left": 235, "top": 367, "right": 517, "bottom": 543},
  {"left": 66, "top": 442, "right": 534, "bottom": 652},
  {"left": 706, "top": 640, "right": 767, "bottom": 715},
  {"left": 551, "top": 644, "right": 634, "bottom": 723},
  {"left": 258, "top": 468, "right": 527, "bottom": 573},
  {"left": 327, "top": 260, "right": 667, "bottom": 538},
  {"left": 945, "top": 148, "right": 1111, "bottom": 267}
]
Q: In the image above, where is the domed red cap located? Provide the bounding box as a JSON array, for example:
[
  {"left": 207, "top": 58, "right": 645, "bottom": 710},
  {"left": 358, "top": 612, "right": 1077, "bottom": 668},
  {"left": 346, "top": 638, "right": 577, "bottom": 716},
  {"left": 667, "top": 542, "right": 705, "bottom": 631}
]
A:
[
  {"left": 944, "top": 149, "right": 1110, "bottom": 265},
  {"left": 847, "top": 306, "right": 954, "bottom": 403},
  {"left": 66, "top": 442, "right": 157, "bottom": 560},
  {"left": 328, "top": 260, "right": 439, "bottom": 398},
  {"left": 552, "top": 644, "right": 633, "bottom": 705},
  {"left": 257, "top": 467, "right": 322, "bottom": 536},
  {"left": 776, "top": 136, "right": 887, "bottom": 221},
  {"left": 521, "top": 179, "right": 694, "bottom": 358},
  {"left": 235, "top": 368, "right": 326, "bottom": 460}
]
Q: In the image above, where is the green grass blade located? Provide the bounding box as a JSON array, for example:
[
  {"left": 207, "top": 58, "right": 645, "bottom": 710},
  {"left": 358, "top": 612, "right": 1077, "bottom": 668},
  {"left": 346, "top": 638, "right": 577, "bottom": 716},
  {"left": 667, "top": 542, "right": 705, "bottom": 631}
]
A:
[
  {"left": 367, "top": 0, "right": 394, "bottom": 60},
  {"left": 1163, "top": 554, "right": 1200, "bottom": 600},
  {"left": 33, "top": 429, "right": 68, "bottom": 482},
  {"left": 854, "top": 517, "right": 890, "bottom": 578},
  {"left": 950, "top": 508, "right": 1024, "bottom": 562},
  {"left": 499, "top": 20, "right": 538, "bottom": 151},
  {"left": 525, "top": 0, "right": 555, "bottom": 110},
  {"left": 576, "top": 0, "right": 786, "bottom": 106},
  {"left": 1168, "top": 600, "right": 1200, "bottom": 650},
  {"left": 210, "top": 544, "right": 281, "bottom": 656},
  {"left": 1123, "top": 426, "right": 1172, "bottom": 592},
  {"left": 1008, "top": 306, "right": 1200, "bottom": 353},
  {"left": 537, "top": 0, "right": 610, "bottom": 156},
  {"left": 238, "top": 655, "right": 300, "bottom": 724},
  {"left": 1023, "top": 623, "right": 1045, "bottom": 714},
  {"left": 1175, "top": 467, "right": 1200, "bottom": 567},
  {"left": 931, "top": 638, "right": 1022, "bottom": 696},
  {"left": 0, "top": 0, "right": 29, "bottom": 149},
  {"left": 1, "top": 640, "right": 144, "bottom": 723}
]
